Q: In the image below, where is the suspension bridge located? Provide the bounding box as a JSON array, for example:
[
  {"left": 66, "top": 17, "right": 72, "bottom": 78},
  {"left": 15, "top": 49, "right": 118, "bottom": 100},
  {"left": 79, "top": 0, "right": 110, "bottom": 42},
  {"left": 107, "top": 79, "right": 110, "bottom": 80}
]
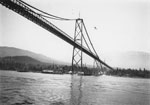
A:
[{"left": 0, "top": 0, "right": 114, "bottom": 73}]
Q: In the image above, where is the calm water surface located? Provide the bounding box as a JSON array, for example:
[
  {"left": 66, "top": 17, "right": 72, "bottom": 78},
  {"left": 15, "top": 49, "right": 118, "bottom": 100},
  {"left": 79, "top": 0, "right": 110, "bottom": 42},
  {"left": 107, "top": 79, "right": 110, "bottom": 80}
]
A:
[{"left": 0, "top": 70, "right": 150, "bottom": 105}]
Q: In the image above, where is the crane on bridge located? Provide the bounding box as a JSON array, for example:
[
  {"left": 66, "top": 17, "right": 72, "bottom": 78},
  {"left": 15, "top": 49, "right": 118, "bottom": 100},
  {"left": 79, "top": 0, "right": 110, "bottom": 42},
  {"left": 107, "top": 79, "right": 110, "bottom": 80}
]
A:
[{"left": 0, "top": 0, "right": 114, "bottom": 72}]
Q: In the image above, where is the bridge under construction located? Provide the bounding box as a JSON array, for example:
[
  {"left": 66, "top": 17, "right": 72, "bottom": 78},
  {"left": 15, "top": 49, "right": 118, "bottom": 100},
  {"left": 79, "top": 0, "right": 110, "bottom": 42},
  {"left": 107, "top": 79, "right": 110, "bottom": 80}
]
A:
[{"left": 0, "top": 0, "right": 114, "bottom": 72}]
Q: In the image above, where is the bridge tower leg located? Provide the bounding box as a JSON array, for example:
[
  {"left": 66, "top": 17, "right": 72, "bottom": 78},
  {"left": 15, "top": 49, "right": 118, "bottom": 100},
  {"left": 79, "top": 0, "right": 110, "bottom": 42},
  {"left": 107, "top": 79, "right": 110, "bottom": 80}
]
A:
[{"left": 72, "top": 19, "right": 83, "bottom": 74}]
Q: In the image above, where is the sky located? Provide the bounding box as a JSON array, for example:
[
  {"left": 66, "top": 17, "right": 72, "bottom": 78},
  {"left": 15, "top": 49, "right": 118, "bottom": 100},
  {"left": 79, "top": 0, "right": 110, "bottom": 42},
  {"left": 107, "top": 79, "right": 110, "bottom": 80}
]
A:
[{"left": 0, "top": 0, "right": 150, "bottom": 67}]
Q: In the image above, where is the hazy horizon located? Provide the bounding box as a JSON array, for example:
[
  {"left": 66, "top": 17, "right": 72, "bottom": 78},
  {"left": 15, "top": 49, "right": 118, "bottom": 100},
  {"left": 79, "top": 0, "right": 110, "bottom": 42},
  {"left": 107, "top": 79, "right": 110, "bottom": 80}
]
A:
[{"left": 0, "top": 46, "right": 149, "bottom": 70}]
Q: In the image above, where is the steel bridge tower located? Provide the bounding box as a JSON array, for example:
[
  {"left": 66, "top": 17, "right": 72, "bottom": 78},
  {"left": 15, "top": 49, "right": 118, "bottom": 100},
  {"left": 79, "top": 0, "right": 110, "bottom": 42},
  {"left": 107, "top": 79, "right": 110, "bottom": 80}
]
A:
[
  {"left": 72, "top": 19, "right": 83, "bottom": 73},
  {"left": 72, "top": 18, "right": 103, "bottom": 74}
]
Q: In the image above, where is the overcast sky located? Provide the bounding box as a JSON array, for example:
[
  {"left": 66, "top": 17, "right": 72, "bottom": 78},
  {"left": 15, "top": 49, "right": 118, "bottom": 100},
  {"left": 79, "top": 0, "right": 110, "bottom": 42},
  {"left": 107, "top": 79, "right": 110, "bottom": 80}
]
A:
[{"left": 0, "top": 0, "right": 149, "bottom": 66}]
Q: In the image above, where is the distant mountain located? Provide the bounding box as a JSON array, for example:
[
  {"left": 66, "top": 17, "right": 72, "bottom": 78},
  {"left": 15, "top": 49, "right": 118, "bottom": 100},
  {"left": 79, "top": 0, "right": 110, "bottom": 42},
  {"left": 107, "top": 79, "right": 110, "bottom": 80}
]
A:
[
  {"left": 0, "top": 56, "right": 42, "bottom": 64},
  {"left": 104, "top": 51, "right": 150, "bottom": 70},
  {"left": 0, "top": 46, "right": 63, "bottom": 64}
]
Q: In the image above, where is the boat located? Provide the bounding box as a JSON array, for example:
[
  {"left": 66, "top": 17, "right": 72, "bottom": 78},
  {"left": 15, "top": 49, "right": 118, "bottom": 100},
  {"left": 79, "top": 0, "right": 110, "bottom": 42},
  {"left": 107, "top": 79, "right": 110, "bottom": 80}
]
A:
[{"left": 42, "top": 70, "right": 54, "bottom": 74}]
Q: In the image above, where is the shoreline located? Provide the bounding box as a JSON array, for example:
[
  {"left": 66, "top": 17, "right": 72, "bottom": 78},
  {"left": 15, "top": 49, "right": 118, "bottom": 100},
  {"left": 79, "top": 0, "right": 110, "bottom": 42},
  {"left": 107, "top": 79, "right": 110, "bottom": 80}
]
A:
[{"left": 0, "top": 69, "right": 149, "bottom": 79}]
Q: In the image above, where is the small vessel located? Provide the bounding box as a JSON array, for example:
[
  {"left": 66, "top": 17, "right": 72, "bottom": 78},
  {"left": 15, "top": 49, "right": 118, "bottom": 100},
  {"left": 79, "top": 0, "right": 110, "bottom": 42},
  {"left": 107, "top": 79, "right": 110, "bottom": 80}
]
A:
[{"left": 42, "top": 70, "right": 54, "bottom": 74}]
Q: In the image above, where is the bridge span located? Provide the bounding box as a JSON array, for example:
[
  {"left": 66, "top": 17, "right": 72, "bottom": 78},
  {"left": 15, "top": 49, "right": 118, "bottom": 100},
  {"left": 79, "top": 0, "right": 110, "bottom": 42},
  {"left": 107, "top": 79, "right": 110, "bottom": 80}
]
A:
[{"left": 0, "top": 0, "right": 113, "bottom": 70}]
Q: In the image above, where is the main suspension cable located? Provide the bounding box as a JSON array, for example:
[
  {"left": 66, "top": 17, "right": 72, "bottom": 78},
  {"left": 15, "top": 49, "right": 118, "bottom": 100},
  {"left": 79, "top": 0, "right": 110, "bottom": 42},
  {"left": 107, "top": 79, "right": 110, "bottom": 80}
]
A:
[
  {"left": 19, "top": 0, "right": 76, "bottom": 21},
  {"left": 82, "top": 21, "right": 100, "bottom": 58},
  {"left": 39, "top": 14, "right": 72, "bottom": 21}
]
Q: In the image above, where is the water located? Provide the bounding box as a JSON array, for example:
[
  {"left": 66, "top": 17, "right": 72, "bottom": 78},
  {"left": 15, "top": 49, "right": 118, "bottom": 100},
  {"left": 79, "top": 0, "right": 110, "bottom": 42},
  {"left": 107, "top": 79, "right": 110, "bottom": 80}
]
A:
[{"left": 0, "top": 70, "right": 150, "bottom": 105}]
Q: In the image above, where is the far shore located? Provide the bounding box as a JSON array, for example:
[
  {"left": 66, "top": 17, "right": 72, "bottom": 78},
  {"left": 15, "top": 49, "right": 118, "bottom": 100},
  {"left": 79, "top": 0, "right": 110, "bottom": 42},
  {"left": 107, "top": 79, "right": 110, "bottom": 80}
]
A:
[{"left": 0, "top": 69, "right": 149, "bottom": 79}]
